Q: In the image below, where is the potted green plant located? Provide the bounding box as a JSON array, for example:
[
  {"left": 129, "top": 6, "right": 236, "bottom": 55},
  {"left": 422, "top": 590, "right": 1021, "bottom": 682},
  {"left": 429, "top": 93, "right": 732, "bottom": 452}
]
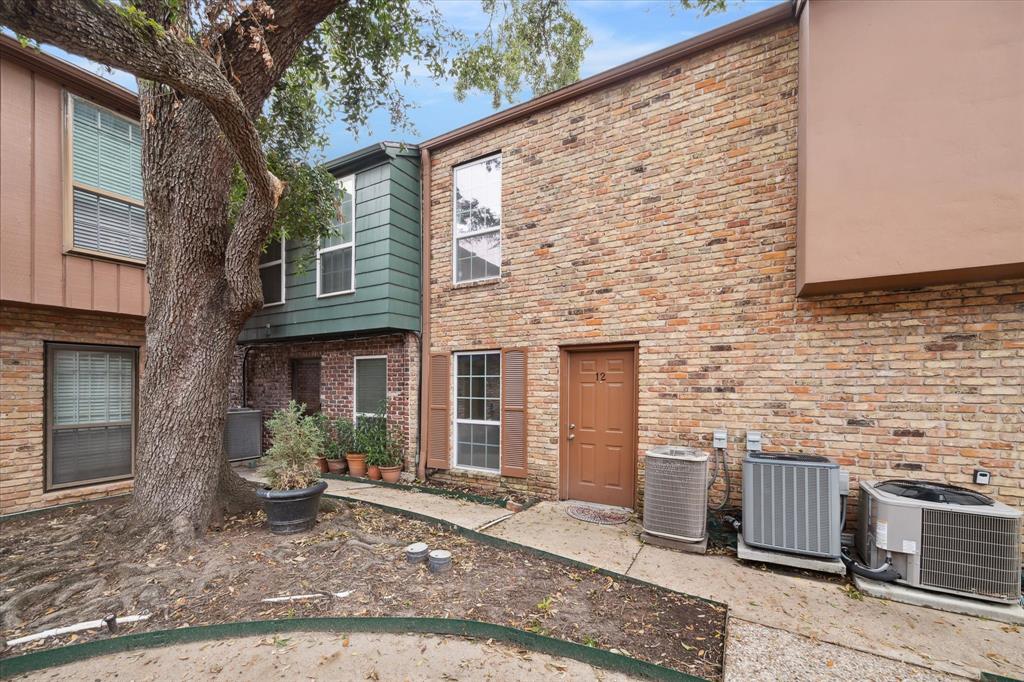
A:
[
  {"left": 361, "top": 414, "right": 388, "bottom": 481},
  {"left": 325, "top": 416, "right": 353, "bottom": 475},
  {"left": 377, "top": 430, "right": 405, "bottom": 484},
  {"left": 346, "top": 417, "right": 369, "bottom": 478},
  {"left": 255, "top": 401, "right": 327, "bottom": 534}
]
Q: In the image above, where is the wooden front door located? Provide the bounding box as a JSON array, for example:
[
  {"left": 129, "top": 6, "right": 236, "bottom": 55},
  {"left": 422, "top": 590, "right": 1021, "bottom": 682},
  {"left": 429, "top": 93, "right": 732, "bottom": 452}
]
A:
[
  {"left": 291, "top": 358, "right": 322, "bottom": 414},
  {"left": 564, "top": 347, "right": 636, "bottom": 508}
]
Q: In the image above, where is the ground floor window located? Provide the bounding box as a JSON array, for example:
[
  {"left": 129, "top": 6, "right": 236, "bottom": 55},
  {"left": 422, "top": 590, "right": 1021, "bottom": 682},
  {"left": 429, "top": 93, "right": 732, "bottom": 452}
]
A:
[
  {"left": 46, "top": 344, "right": 137, "bottom": 489},
  {"left": 454, "top": 351, "right": 500, "bottom": 471},
  {"left": 354, "top": 356, "right": 387, "bottom": 426}
]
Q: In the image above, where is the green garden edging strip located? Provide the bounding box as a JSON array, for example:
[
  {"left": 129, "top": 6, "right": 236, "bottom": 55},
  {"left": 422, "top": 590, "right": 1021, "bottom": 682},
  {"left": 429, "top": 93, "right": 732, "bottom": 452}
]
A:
[
  {"left": 323, "top": 491, "right": 728, "bottom": 611},
  {"left": 0, "top": 617, "right": 708, "bottom": 681},
  {"left": 980, "top": 673, "right": 1024, "bottom": 682},
  {"left": 321, "top": 472, "right": 538, "bottom": 510}
]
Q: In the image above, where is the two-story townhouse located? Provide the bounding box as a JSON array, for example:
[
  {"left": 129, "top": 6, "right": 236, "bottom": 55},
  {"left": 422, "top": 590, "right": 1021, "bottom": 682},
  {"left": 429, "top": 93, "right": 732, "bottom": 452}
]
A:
[
  {"left": 231, "top": 142, "right": 421, "bottom": 470},
  {"left": 416, "top": 0, "right": 1024, "bottom": 527},
  {"left": 1, "top": 36, "right": 148, "bottom": 514}
]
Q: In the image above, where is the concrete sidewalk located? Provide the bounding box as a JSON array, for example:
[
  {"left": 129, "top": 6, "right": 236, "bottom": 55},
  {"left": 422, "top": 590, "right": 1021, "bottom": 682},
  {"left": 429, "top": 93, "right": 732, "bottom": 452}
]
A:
[{"left": 240, "top": 469, "right": 1022, "bottom": 680}]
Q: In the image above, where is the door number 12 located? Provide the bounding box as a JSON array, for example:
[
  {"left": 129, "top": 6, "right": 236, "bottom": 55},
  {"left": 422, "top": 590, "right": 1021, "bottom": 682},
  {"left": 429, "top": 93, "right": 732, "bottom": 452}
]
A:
[{"left": 594, "top": 372, "right": 606, "bottom": 382}]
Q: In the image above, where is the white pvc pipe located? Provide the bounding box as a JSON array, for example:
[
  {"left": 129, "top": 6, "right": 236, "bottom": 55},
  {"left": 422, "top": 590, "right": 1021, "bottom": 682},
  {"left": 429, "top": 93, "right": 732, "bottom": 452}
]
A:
[
  {"left": 6, "top": 614, "right": 151, "bottom": 646},
  {"left": 260, "top": 590, "right": 352, "bottom": 603}
]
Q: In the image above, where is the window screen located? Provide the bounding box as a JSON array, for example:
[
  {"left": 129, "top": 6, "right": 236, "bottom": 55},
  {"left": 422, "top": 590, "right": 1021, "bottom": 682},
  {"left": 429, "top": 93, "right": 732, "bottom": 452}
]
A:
[
  {"left": 355, "top": 357, "right": 387, "bottom": 424},
  {"left": 454, "top": 351, "right": 500, "bottom": 471},
  {"left": 48, "top": 345, "right": 136, "bottom": 488},
  {"left": 70, "top": 96, "right": 146, "bottom": 261},
  {"left": 453, "top": 155, "right": 501, "bottom": 283}
]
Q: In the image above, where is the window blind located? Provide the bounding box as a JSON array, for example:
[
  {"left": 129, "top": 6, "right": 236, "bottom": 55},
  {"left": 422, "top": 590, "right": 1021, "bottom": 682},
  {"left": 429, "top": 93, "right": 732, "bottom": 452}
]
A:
[{"left": 70, "top": 97, "right": 147, "bottom": 261}]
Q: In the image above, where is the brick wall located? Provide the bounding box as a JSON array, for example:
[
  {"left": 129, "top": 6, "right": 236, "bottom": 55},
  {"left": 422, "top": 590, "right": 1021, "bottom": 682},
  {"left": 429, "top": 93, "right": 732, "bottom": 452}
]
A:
[
  {"left": 233, "top": 332, "right": 420, "bottom": 470},
  {"left": 0, "top": 302, "right": 146, "bottom": 514},
  {"left": 424, "top": 22, "right": 1024, "bottom": 526}
]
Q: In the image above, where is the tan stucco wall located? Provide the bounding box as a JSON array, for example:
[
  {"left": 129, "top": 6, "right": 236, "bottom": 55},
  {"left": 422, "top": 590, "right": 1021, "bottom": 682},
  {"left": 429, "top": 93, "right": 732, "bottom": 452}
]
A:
[{"left": 797, "top": 0, "right": 1024, "bottom": 295}]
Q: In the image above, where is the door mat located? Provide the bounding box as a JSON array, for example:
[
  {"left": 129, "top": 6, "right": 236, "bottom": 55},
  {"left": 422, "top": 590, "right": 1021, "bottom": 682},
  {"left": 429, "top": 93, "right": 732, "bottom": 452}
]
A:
[{"left": 566, "top": 503, "right": 631, "bottom": 525}]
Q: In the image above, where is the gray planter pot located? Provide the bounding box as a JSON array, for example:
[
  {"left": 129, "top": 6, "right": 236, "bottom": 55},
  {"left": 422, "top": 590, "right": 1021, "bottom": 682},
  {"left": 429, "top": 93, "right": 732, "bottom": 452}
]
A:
[{"left": 255, "top": 480, "right": 328, "bottom": 534}]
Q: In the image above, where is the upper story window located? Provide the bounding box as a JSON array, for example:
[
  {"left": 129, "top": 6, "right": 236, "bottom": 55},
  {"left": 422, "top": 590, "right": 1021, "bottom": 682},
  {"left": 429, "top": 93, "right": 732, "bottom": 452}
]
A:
[
  {"left": 259, "top": 238, "right": 285, "bottom": 307},
  {"left": 453, "top": 154, "right": 501, "bottom": 283},
  {"left": 67, "top": 95, "right": 146, "bottom": 262},
  {"left": 317, "top": 174, "right": 355, "bottom": 297}
]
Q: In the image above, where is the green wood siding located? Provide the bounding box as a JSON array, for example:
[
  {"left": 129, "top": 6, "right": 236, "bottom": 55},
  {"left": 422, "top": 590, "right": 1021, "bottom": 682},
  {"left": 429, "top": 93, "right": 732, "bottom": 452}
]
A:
[{"left": 239, "top": 151, "right": 420, "bottom": 342}]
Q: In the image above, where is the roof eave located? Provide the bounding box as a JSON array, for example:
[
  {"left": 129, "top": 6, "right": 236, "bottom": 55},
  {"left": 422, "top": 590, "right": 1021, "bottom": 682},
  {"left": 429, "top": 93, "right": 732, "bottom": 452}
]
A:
[{"left": 420, "top": 1, "right": 795, "bottom": 151}]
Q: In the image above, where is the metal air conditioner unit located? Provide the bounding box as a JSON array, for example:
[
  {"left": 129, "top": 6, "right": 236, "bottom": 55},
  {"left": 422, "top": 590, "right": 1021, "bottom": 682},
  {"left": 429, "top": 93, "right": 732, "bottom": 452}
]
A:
[
  {"left": 743, "top": 452, "right": 846, "bottom": 559},
  {"left": 857, "top": 480, "right": 1022, "bottom": 604},
  {"left": 225, "top": 408, "right": 263, "bottom": 461},
  {"left": 643, "top": 446, "right": 709, "bottom": 543}
]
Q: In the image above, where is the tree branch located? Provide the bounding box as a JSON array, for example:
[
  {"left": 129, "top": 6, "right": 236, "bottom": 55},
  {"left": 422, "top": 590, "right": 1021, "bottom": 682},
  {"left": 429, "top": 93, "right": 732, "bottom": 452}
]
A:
[{"left": 218, "top": 0, "right": 342, "bottom": 116}]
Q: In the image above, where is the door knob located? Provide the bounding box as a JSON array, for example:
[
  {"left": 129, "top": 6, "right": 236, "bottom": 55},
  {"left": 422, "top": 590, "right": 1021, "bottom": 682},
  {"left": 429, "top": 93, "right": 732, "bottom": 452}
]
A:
[
  {"left": 567, "top": 434, "right": 575, "bottom": 441},
  {"left": 569, "top": 423, "right": 576, "bottom": 430}
]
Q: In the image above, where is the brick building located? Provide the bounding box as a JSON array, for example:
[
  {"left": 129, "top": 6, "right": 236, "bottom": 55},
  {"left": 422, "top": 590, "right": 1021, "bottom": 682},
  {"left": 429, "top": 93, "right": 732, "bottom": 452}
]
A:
[
  {"left": 416, "top": 0, "right": 1024, "bottom": 529},
  {"left": 231, "top": 143, "right": 422, "bottom": 470},
  {"left": 1, "top": 37, "right": 148, "bottom": 514}
]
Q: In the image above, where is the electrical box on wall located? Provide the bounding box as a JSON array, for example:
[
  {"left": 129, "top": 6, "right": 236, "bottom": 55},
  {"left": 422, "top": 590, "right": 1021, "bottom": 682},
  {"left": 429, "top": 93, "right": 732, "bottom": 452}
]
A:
[
  {"left": 973, "top": 469, "right": 991, "bottom": 485},
  {"left": 713, "top": 429, "right": 728, "bottom": 449},
  {"left": 746, "top": 431, "right": 762, "bottom": 452}
]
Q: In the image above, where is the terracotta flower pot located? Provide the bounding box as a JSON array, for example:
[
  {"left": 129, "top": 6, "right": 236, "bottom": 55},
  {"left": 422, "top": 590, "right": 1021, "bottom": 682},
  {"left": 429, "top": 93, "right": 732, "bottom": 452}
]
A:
[
  {"left": 316, "top": 456, "right": 329, "bottom": 474},
  {"left": 346, "top": 452, "right": 367, "bottom": 478},
  {"left": 326, "top": 459, "right": 345, "bottom": 474},
  {"left": 367, "top": 464, "right": 382, "bottom": 481},
  {"left": 380, "top": 465, "right": 401, "bottom": 484}
]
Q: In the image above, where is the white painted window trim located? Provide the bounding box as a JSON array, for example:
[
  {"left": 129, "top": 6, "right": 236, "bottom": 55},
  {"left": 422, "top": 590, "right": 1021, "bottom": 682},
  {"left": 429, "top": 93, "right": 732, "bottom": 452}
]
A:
[
  {"left": 451, "top": 350, "right": 501, "bottom": 473},
  {"left": 451, "top": 153, "right": 502, "bottom": 285},
  {"left": 353, "top": 354, "right": 387, "bottom": 425},
  {"left": 259, "top": 236, "right": 286, "bottom": 307},
  {"left": 65, "top": 93, "right": 147, "bottom": 265},
  {"left": 317, "top": 174, "right": 356, "bottom": 298}
]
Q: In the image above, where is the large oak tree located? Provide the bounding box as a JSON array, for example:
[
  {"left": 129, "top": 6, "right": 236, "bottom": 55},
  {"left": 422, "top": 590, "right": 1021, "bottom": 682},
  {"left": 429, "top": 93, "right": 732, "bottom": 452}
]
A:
[{"left": 1, "top": 0, "right": 720, "bottom": 539}]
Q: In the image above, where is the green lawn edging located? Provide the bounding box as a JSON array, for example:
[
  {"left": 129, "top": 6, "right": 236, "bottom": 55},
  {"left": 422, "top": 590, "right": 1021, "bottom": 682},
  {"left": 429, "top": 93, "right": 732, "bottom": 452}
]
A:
[{"left": 0, "top": 617, "right": 708, "bottom": 681}]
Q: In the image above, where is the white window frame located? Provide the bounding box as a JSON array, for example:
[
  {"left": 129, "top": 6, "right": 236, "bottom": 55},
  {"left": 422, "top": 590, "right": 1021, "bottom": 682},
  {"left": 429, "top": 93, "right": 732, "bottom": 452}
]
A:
[
  {"left": 452, "top": 153, "right": 502, "bottom": 285},
  {"left": 259, "top": 236, "right": 286, "bottom": 308},
  {"left": 64, "top": 93, "right": 147, "bottom": 265},
  {"left": 353, "top": 355, "right": 387, "bottom": 425},
  {"left": 451, "top": 350, "right": 501, "bottom": 474},
  {"left": 317, "top": 174, "right": 356, "bottom": 298}
]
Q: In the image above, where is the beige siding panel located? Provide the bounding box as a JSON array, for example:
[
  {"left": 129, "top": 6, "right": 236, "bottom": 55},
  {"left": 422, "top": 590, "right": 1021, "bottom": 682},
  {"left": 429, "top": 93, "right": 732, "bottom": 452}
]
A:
[
  {"left": 117, "top": 264, "right": 144, "bottom": 316},
  {"left": 32, "top": 75, "right": 65, "bottom": 307},
  {"left": 64, "top": 256, "right": 93, "bottom": 310},
  {"left": 0, "top": 58, "right": 34, "bottom": 302},
  {"left": 92, "top": 259, "right": 119, "bottom": 312},
  {"left": 0, "top": 54, "right": 148, "bottom": 316}
]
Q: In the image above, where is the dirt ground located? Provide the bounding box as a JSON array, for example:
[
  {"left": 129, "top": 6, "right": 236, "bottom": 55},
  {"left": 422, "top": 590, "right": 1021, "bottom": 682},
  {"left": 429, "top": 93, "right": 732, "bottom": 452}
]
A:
[
  {"left": 12, "top": 632, "right": 640, "bottom": 681},
  {"left": 0, "top": 499, "right": 726, "bottom": 680}
]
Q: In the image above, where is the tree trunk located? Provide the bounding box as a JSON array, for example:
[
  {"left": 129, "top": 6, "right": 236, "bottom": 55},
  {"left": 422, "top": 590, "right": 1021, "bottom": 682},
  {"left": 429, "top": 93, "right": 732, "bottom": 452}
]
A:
[{"left": 128, "top": 89, "right": 261, "bottom": 536}]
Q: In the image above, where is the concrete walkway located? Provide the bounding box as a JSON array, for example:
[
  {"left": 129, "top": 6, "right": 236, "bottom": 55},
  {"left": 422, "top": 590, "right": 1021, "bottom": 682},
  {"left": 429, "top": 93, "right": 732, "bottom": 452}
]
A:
[{"left": 239, "top": 470, "right": 1022, "bottom": 680}]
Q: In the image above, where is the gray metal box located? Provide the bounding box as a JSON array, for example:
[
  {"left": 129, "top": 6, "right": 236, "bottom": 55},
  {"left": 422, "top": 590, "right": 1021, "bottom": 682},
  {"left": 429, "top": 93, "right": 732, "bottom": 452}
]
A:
[
  {"left": 224, "top": 408, "right": 263, "bottom": 461},
  {"left": 742, "top": 452, "right": 843, "bottom": 559},
  {"left": 643, "top": 446, "right": 709, "bottom": 543},
  {"left": 857, "top": 480, "right": 1022, "bottom": 604}
]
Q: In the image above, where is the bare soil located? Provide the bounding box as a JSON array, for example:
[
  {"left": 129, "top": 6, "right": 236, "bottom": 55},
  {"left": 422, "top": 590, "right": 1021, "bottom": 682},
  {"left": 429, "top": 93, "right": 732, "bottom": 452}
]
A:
[
  {"left": 13, "top": 632, "right": 641, "bottom": 681},
  {"left": 1, "top": 499, "right": 726, "bottom": 680}
]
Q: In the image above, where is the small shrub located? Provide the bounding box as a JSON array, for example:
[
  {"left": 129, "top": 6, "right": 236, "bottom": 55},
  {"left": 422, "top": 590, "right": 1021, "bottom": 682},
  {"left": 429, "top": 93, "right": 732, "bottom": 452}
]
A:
[
  {"left": 360, "top": 401, "right": 405, "bottom": 469},
  {"left": 261, "top": 401, "right": 323, "bottom": 490},
  {"left": 311, "top": 414, "right": 355, "bottom": 460}
]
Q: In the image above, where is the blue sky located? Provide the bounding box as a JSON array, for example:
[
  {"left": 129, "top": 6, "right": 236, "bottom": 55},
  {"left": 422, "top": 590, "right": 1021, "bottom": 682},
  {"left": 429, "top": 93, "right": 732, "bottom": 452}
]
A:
[{"left": 36, "top": 0, "right": 772, "bottom": 159}]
